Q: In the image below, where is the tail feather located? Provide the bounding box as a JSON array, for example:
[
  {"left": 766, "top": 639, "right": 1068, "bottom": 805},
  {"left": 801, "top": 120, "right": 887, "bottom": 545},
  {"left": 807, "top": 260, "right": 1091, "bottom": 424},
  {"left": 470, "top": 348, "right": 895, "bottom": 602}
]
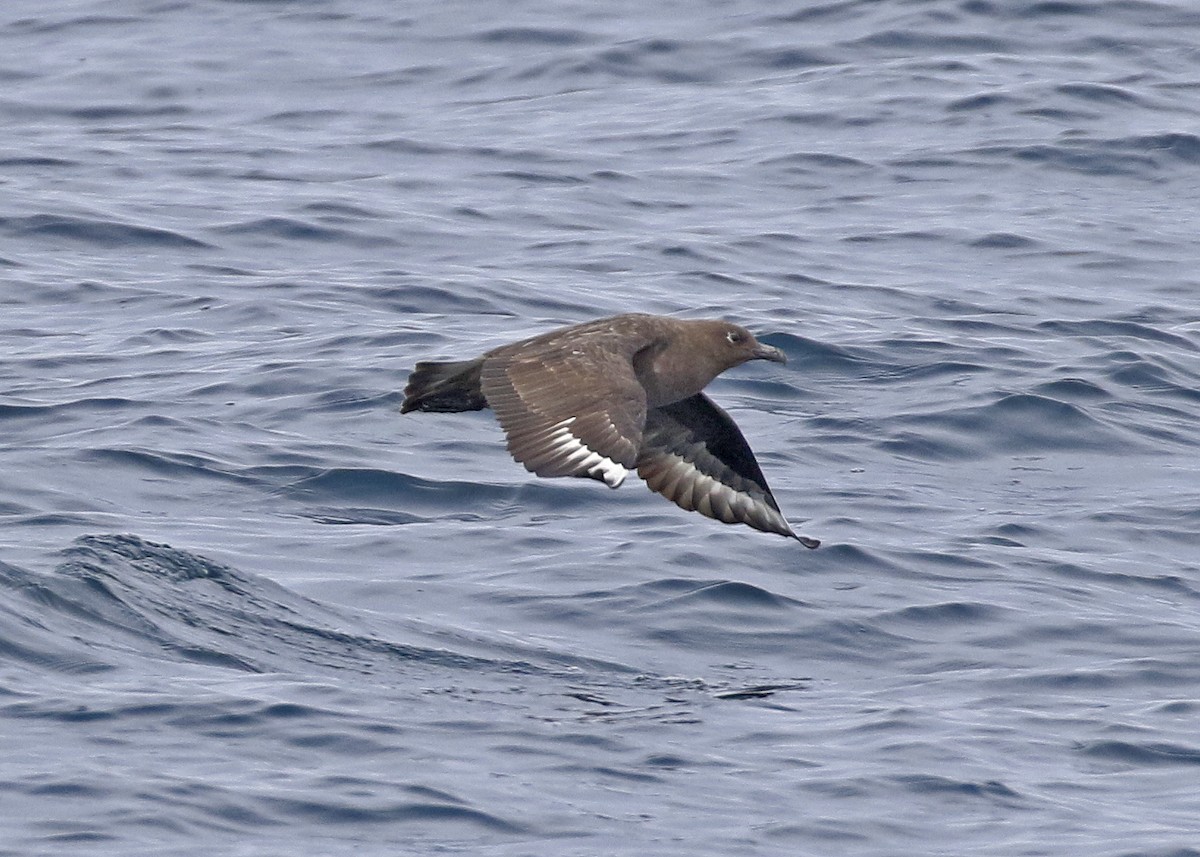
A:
[{"left": 401, "top": 358, "right": 487, "bottom": 413}]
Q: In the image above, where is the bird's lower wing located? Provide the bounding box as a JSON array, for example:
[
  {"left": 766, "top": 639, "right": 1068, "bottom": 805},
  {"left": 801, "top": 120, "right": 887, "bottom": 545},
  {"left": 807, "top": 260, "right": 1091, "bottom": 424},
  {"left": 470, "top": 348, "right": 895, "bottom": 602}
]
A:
[{"left": 636, "top": 393, "right": 817, "bottom": 545}]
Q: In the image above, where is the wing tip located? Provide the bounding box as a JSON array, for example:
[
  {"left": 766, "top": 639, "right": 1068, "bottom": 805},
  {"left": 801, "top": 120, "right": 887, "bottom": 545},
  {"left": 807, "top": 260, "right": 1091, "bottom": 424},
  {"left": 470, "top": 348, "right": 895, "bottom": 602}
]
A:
[{"left": 595, "top": 462, "right": 628, "bottom": 488}]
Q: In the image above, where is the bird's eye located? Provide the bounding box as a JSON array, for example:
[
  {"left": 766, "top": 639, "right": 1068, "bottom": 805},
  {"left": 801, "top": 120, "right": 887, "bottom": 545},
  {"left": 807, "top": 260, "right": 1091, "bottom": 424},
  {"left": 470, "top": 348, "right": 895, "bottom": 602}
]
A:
[{"left": 726, "top": 330, "right": 743, "bottom": 344}]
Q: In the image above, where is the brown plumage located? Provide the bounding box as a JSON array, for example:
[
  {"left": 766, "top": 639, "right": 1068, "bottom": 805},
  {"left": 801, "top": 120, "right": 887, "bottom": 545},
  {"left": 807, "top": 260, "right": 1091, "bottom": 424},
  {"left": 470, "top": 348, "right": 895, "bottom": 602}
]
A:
[{"left": 401, "top": 313, "right": 818, "bottom": 546}]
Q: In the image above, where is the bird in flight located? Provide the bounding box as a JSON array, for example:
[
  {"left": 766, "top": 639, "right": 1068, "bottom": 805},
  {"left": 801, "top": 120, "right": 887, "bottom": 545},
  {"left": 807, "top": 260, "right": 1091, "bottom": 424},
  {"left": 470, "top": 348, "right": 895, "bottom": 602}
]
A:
[{"left": 402, "top": 313, "right": 818, "bottom": 547}]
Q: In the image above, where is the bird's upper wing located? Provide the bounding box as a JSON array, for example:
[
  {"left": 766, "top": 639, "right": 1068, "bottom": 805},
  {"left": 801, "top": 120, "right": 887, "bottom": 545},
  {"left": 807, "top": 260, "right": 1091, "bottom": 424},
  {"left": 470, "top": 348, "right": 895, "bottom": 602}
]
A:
[
  {"left": 480, "top": 332, "right": 649, "bottom": 488},
  {"left": 636, "top": 393, "right": 817, "bottom": 545}
]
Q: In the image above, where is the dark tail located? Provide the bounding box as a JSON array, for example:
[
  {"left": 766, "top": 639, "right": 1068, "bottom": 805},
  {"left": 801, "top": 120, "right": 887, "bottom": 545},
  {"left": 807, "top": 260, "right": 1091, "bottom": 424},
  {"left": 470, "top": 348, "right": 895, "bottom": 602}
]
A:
[{"left": 400, "top": 358, "right": 487, "bottom": 413}]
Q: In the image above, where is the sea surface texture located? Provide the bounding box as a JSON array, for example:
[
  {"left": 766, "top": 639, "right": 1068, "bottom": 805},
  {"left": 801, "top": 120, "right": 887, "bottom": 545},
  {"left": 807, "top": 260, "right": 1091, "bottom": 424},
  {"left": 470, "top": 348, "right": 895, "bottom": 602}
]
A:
[{"left": 3, "top": 1, "right": 1200, "bottom": 855}]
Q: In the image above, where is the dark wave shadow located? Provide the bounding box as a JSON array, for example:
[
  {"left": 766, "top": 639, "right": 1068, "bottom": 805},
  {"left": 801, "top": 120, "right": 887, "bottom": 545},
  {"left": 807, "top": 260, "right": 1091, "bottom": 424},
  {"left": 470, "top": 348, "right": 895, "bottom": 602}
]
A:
[{"left": 1, "top": 535, "right": 796, "bottom": 709}]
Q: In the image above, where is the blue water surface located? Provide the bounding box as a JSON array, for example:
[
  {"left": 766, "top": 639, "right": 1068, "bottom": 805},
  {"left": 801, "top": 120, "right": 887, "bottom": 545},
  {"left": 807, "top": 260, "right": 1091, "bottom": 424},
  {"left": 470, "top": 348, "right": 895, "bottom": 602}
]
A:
[{"left": 2, "top": 1, "right": 1200, "bottom": 854}]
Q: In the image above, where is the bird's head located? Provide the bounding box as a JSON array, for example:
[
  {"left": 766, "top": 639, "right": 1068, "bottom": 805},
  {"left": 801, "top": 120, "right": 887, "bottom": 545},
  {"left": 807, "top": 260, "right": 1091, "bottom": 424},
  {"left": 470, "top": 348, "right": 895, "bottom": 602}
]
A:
[{"left": 713, "top": 322, "right": 787, "bottom": 368}]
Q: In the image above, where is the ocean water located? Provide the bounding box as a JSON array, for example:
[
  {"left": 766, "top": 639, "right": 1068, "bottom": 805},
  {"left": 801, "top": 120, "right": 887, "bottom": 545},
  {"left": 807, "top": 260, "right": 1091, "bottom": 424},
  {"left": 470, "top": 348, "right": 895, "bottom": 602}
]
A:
[{"left": 3, "top": 0, "right": 1200, "bottom": 854}]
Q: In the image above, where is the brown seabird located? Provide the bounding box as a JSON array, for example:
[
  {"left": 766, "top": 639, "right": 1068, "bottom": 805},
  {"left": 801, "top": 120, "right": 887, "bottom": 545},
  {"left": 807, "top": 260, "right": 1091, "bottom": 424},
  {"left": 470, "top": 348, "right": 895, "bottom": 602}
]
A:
[{"left": 401, "top": 313, "right": 819, "bottom": 547}]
